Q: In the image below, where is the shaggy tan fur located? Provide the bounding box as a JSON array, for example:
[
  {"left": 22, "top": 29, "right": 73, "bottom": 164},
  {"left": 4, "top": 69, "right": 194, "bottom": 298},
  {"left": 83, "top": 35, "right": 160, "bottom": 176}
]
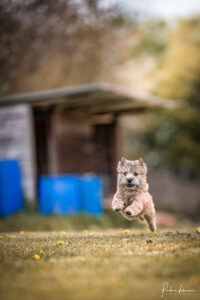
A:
[{"left": 112, "top": 157, "right": 156, "bottom": 231}]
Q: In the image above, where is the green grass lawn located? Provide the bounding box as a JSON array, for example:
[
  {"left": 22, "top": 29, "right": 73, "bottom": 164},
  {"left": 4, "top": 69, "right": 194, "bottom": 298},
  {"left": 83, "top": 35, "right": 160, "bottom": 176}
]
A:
[
  {"left": 0, "top": 227, "right": 200, "bottom": 300},
  {"left": 0, "top": 210, "right": 144, "bottom": 232}
]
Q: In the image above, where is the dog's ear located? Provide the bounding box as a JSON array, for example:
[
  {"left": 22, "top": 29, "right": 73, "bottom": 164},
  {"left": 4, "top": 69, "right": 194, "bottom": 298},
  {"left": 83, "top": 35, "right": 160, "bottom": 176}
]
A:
[
  {"left": 121, "top": 157, "right": 127, "bottom": 165},
  {"left": 138, "top": 157, "right": 147, "bottom": 172},
  {"left": 117, "top": 157, "right": 127, "bottom": 171},
  {"left": 138, "top": 157, "right": 144, "bottom": 165}
]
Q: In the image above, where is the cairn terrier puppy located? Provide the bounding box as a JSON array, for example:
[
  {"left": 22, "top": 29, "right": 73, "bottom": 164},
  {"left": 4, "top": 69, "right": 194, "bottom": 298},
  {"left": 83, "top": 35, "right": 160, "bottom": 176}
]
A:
[{"left": 112, "top": 157, "right": 156, "bottom": 231}]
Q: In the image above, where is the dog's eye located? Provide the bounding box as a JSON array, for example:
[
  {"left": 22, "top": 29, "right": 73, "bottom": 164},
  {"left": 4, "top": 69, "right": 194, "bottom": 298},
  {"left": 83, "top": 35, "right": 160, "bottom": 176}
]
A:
[
  {"left": 124, "top": 172, "right": 127, "bottom": 176},
  {"left": 134, "top": 172, "right": 138, "bottom": 176}
]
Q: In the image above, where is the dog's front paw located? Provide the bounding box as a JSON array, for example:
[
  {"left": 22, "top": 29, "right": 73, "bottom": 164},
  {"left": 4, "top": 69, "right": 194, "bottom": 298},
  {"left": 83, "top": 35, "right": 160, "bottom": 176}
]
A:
[
  {"left": 112, "top": 205, "right": 122, "bottom": 212},
  {"left": 125, "top": 208, "right": 136, "bottom": 217},
  {"left": 112, "top": 202, "right": 124, "bottom": 212},
  {"left": 114, "top": 207, "right": 121, "bottom": 212}
]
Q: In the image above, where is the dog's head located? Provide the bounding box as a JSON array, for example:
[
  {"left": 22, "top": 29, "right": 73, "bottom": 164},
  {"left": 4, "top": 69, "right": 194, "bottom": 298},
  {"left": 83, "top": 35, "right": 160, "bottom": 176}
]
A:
[{"left": 117, "top": 157, "right": 147, "bottom": 189}]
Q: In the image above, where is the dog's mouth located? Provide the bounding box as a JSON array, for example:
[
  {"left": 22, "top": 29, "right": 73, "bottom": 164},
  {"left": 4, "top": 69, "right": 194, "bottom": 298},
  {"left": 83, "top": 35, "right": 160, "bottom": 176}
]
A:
[{"left": 126, "top": 183, "right": 134, "bottom": 188}]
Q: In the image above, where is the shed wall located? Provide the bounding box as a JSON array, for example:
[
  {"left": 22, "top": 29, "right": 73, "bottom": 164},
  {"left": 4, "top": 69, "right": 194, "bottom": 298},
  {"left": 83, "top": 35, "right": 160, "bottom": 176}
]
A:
[
  {"left": 0, "top": 105, "right": 36, "bottom": 200},
  {"left": 38, "top": 108, "right": 122, "bottom": 196}
]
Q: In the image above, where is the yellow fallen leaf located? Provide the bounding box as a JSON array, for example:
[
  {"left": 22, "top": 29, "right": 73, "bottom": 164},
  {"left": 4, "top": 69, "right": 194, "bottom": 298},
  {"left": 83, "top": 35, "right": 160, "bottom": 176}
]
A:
[
  {"left": 0, "top": 236, "right": 3, "bottom": 238},
  {"left": 57, "top": 241, "right": 64, "bottom": 245},
  {"left": 9, "top": 235, "right": 16, "bottom": 238},
  {"left": 20, "top": 231, "right": 24, "bottom": 235},
  {"left": 34, "top": 254, "right": 40, "bottom": 260},
  {"left": 39, "top": 250, "right": 45, "bottom": 254},
  {"left": 123, "top": 229, "right": 130, "bottom": 234},
  {"left": 51, "top": 251, "right": 55, "bottom": 254},
  {"left": 111, "top": 277, "right": 121, "bottom": 286},
  {"left": 61, "top": 231, "right": 66, "bottom": 235},
  {"left": 122, "top": 238, "right": 129, "bottom": 242}
]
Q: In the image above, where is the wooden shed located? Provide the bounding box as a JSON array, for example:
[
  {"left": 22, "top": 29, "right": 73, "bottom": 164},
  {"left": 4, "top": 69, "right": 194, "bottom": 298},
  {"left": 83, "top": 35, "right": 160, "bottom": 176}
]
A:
[{"left": 0, "top": 83, "right": 173, "bottom": 201}]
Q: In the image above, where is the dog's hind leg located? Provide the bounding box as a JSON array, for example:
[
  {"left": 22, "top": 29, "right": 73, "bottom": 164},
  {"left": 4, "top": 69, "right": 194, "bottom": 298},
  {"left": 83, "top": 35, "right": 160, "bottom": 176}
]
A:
[{"left": 144, "top": 214, "right": 156, "bottom": 232}]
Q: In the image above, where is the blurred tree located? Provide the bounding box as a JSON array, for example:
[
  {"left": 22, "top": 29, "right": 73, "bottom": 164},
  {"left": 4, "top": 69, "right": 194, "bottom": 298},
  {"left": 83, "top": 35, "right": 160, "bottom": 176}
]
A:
[
  {"left": 156, "top": 18, "right": 200, "bottom": 107},
  {"left": 107, "top": 17, "right": 168, "bottom": 91},
  {"left": 0, "top": 0, "right": 126, "bottom": 95},
  {"left": 131, "top": 19, "right": 168, "bottom": 57},
  {"left": 139, "top": 17, "right": 200, "bottom": 179}
]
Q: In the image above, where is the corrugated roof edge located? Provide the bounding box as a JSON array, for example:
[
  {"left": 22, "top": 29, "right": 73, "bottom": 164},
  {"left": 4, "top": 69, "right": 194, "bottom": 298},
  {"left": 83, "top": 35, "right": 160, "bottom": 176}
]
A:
[{"left": 0, "top": 82, "right": 178, "bottom": 109}]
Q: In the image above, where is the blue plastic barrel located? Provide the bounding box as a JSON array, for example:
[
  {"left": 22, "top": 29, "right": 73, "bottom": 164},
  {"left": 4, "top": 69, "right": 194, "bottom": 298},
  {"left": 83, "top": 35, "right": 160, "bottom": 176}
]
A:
[
  {"left": 0, "top": 159, "right": 24, "bottom": 217},
  {"left": 38, "top": 175, "right": 81, "bottom": 215},
  {"left": 80, "top": 175, "right": 103, "bottom": 215}
]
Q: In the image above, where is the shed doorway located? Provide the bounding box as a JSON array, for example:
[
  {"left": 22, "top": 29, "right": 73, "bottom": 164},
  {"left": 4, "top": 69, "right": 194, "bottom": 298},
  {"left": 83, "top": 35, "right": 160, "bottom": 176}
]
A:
[{"left": 33, "top": 106, "right": 121, "bottom": 196}]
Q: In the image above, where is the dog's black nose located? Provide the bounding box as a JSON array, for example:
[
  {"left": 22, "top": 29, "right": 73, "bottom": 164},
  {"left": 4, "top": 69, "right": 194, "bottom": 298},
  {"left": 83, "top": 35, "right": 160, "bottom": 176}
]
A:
[{"left": 127, "top": 178, "right": 132, "bottom": 183}]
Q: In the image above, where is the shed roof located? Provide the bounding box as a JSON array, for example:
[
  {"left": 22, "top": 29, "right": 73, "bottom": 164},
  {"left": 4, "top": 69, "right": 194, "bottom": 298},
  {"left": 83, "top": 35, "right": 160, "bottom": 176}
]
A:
[{"left": 0, "top": 82, "right": 175, "bottom": 115}]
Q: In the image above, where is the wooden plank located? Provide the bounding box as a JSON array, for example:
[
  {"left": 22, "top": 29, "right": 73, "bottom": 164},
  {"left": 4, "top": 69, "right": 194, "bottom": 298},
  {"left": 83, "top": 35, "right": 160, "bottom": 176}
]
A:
[{"left": 0, "top": 105, "right": 36, "bottom": 200}]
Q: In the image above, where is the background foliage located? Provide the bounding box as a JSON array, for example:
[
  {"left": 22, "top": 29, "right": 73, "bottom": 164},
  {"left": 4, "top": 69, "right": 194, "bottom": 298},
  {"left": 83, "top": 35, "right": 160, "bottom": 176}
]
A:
[
  {"left": 122, "top": 17, "right": 200, "bottom": 180},
  {"left": 140, "top": 18, "right": 200, "bottom": 179},
  {"left": 0, "top": 0, "right": 199, "bottom": 180}
]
